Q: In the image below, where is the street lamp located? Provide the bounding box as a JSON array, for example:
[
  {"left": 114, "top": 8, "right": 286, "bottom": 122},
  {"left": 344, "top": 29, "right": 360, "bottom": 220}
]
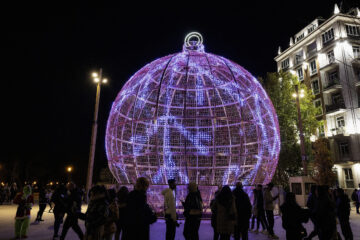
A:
[
  {"left": 86, "top": 68, "right": 108, "bottom": 195},
  {"left": 67, "top": 166, "right": 73, "bottom": 181},
  {"left": 292, "top": 85, "right": 307, "bottom": 175}
]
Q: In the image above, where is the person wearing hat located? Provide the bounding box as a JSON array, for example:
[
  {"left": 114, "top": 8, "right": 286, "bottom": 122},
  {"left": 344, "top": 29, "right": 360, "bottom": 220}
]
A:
[
  {"left": 263, "top": 182, "right": 279, "bottom": 239},
  {"left": 13, "top": 185, "right": 34, "bottom": 239}
]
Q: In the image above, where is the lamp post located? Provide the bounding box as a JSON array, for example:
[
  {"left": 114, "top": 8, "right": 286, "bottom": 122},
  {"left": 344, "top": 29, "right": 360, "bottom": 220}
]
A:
[
  {"left": 86, "top": 69, "right": 108, "bottom": 195},
  {"left": 293, "top": 85, "right": 307, "bottom": 176},
  {"left": 67, "top": 166, "right": 73, "bottom": 182}
]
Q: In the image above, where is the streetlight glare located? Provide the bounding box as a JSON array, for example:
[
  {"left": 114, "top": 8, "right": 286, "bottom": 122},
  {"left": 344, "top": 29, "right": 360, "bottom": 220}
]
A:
[
  {"left": 92, "top": 72, "right": 98, "bottom": 78},
  {"left": 102, "top": 78, "right": 108, "bottom": 83},
  {"left": 300, "top": 89, "right": 305, "bottom": 93},
  {"left": 292, "top": 93, "right": 297, "bottom": 98},
  {"left": 300, "top": 93, "right": 305, "bottom": 98},
  {"left": 94, "top": 77, "right": 100, "bottom": 83},
  {"left": 67, "top": 166, "right": 73, "bottom": 172}
]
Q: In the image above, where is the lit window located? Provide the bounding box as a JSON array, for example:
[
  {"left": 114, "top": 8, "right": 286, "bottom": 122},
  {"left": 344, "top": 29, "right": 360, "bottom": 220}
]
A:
[
  {"left": 353, "top": 46, "right": 360, "bottom": 59},
  {"left": 322, "top": 28, "right": 334, "bottom": 44},
  {"left": 311, "top": 79, "right": 320, "bottom": 94},
  {"left": 336, "top": 116, "right": 345, "bottom": 127},
  {"left": 346, "top": 25, "right": 360, "bottom": 36},
  {"left": 310, "top": 60, "right": 317, "bottom": 75},
  {"left": 343, "top": 168, "right": 354, "bottom": 188},
  {"left": 281, "top": 58, "right": 289, "bottom": 70},
  {"left": 327, "top": 50, "right": 335, "bottom": 63},
  {"left": 297, "top": 68, "right": 304, "bottom": 81}
]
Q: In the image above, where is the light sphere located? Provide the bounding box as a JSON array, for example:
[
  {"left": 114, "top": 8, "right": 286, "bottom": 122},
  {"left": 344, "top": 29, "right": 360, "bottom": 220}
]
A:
[{"left": 105, "top": 33, "right": 280, "bottom": 209}]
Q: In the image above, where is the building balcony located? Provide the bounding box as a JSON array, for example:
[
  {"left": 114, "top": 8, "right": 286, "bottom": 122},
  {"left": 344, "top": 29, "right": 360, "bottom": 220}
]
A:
[
  {"left": 329, "top": 126, "right": 346, "bottom": 136},
  {"left": 320, "top": 59, "right": 338, "bottom": 72},
  {"left": 323, "top": 80, "right": 342, "bottom": 93},
  {"left": 307, "top": 49, "right": 317, "bottom": 59},
  {"left": 325, "top": 102, "right": 346, "bottom": 115}
]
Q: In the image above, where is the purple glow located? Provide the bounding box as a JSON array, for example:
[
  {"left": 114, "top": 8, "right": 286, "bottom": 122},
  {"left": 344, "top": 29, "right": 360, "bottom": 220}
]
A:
[{"left": 105, "top": 36, "right": 280, "bottom": 209}]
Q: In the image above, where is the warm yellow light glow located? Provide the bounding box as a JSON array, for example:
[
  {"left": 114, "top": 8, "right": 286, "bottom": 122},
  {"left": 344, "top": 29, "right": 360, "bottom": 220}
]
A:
[
  {"left": 50, "top": 182, "right": 53, "bottom": 186},
  {"left": 292, "top": 93, "right": 297, "bottom": 98},
  {"left": 94, "top": 77, "right": 100, "bottom": 83},
  {"left": 299, "top": 93, "right": 305, "bottom": 98},
  {"left": 102, "top": 78, "right": 108, "bottom": 83},
  {"left": 300, "top": 89, "right": 305, "bottom": 93},
  {"left": 92, "top": 72, "right": 98, "bottom": 78},
  {"left": 67, "top": 166, "right": 73, "bottom": 173},
  {"left": 33, "top": 181, "right": 37, "bottom": 185}
]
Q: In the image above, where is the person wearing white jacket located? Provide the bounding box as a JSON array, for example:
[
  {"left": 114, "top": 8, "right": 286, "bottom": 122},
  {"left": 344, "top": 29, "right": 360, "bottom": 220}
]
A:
[{"left": 162, "top": 179, "right": 178, "bottom": 240}]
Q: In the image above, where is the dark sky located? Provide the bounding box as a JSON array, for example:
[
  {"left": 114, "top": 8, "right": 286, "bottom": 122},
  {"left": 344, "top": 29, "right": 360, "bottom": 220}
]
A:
[{"left": 2, "top": 1, "right": 358, "bottom": 184}]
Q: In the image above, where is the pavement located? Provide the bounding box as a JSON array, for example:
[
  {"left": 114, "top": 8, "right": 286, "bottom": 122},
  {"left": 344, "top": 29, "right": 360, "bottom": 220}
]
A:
[{"left": 0, "top": 204, "right": 359, "bottom": 240}]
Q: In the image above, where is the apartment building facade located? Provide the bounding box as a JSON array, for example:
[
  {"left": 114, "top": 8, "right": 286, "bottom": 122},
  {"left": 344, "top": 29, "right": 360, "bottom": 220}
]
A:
[{"left": 274, "top": 5, "right": 360, "bottom": 190}]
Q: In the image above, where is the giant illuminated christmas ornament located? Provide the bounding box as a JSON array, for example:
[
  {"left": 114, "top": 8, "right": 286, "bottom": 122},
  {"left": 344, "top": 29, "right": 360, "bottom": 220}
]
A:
[{"left": 106, "top": 32, "right": 280, "bottom": 210}]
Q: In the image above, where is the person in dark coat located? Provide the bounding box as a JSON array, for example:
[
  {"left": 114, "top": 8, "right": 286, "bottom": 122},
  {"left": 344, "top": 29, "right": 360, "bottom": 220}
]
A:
[
  {"left": 255, "top": 185, "right": 269, "bottom": 234},
  {"left": 36, "top": 185, "right": 47, "bottom": 222},
  {"left": 182, "top": 182, "right": 203, "bottom": 240},
  {"left": 51, "top": 184, "right": 67, "bottom": 240},
  {"left": 314, "top": 185, "right": 337, "bottom": 240},
  {"left": 232, "top": 182, "right": 252, "bottom": 240},
  {"left": 280, "top": 192, "right": 309, "bottom": 240},
  {"left": 210, "top": 185, "right": 222, "bottom": 240},
  {"left": 213, "top": 186, "right": 237, "bottom": 240},
  {"left": 60, "top": 182, "right": 83, "bottom": 240},
  {"left": 122, "top": 177, "right": 157, "bottom": 240},
  {"left": 335, "top": 188, "right": 353, "bottom": 240},
  {"left": 304, "top": 185, "right": 318, "bottom": 240},
  {"left": 84, "top": 185, "right": 109, "bottom": 240},
  {"left": 115, "top": 186, "right": 129, "bottom": 240}
]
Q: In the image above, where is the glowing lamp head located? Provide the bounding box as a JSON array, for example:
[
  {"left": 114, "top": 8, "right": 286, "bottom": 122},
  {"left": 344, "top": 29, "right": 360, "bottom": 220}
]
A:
[
  {"left": 105, "top": 32, "right": 280, "bottom": 209},
  {"left": 102, "top": 78, "right": 108, "bottom": 84},
  {"left": 67, "top": 166, "right": 73, "bottom": 173},
  {"left": 92, "top": 72, "right": 98, "bottom": 78}
]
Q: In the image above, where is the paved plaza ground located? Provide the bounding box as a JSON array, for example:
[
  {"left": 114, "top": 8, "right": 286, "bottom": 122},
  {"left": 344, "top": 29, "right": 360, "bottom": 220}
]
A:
[{"left": 0, "top": 204, "right": 359, "bottom": 240}]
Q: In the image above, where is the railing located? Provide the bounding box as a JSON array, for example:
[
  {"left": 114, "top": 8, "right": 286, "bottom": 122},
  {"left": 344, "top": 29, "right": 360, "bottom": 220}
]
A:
[
  {"left": 324, "top": 79, "right": 340, "bottom": 89},
  {"left": 325, "top": 102, "right": 346, "bottom": 113}
]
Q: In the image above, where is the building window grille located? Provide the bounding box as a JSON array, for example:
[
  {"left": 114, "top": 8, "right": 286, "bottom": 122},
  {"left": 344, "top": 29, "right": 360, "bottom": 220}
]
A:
[
  {"left": 343, "top": 168, "right": 354, "bottom": 188},
  {"left": 281, "top": 58, "right": 289, "bottom": 70},
  {"left": 310, "top": 60, "right": 317, "bottom": 75},
  {"left": 327, "top": 50, "right": 335, "bottom": 63},
  {"left": 314, "top": 99, "right": 322, "bottom": 115},
  {"left": 297, "top": 68, "right": 304, "bottom": 81},
  {"left": 296, "top": 33, "right": 305, "bottom": 42},
  {"left": 353, "top": 46, "right": 360, "bottom": 59},
  {"left": 311, "top": 79, "right": 320, "bottom": 94},
  {"left": 346, "top": 25, "right": 360, "bottom": 36},
  {"left": 308, "top": 25, "right": 316, "bottom": 34},
  {"left": 322, "top": 28, "right": 334, "bottom": 44}
]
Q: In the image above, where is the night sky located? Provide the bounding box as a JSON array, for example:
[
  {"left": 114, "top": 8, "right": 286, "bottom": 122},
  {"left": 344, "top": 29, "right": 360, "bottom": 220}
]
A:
[{"left": 2, "top": 1, "right": 358, "bottom": 185}]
